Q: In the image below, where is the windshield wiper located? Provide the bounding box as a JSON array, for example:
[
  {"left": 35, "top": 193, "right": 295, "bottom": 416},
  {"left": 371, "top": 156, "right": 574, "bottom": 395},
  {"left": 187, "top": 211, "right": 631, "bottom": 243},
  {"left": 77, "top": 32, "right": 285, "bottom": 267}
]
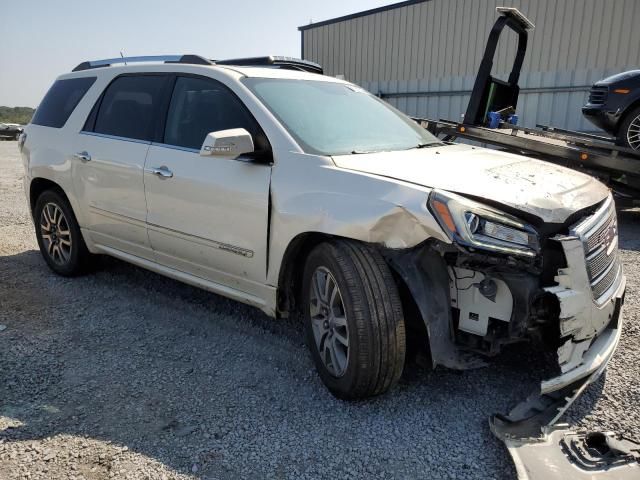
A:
[
  {"left": 351, "top": 149, "right": 375, "bottom": 154},
  {"left": 349, "top": 143, "right": 442, "bottom": 155},
  {"left": 412, "top": 142, "right": 443, "bottom": 149}
]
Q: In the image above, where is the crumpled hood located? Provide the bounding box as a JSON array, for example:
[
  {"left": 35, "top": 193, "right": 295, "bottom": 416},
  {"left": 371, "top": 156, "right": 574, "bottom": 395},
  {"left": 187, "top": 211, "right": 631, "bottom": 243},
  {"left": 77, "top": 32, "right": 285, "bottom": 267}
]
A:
[{"left": 332, "top": 143, "right": 609, "bottom": 223}]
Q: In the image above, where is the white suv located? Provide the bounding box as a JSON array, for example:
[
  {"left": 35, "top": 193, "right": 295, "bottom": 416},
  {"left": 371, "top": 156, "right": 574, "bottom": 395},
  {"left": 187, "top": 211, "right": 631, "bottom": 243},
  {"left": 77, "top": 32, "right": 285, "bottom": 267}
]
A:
[{"left": 21, "top": 55, "right": 625, "bottom": 414}]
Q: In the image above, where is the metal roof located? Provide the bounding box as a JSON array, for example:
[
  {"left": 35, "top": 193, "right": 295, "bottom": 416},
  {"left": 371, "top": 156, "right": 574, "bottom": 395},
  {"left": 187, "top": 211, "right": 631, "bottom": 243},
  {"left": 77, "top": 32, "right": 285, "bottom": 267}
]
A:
[{"left": 298, "top": 0, "right": 429, "bottom": 31}]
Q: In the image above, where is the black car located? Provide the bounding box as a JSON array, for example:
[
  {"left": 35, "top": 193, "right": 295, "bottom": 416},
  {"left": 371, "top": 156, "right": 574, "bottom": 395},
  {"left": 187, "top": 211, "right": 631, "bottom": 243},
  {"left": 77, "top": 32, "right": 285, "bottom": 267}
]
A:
[
  {"left": 582, "top": 70, "right": 640, "bottom": 150},
  {"left": 0, "top": 123, "right": 23, "bottom": 140}
]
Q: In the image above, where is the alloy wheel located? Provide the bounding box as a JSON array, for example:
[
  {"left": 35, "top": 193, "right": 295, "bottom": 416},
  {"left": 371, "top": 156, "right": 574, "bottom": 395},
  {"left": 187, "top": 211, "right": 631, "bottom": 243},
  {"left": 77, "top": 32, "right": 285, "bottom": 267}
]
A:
[
  {"left": 40, "top": 202, "right": 72, "bottom": 265},
  {"left": 628, "top": 114, "right": 640, "bottom": 150},
  {"left": 309, "top": 266, "right": 349, "bottom": 377}
]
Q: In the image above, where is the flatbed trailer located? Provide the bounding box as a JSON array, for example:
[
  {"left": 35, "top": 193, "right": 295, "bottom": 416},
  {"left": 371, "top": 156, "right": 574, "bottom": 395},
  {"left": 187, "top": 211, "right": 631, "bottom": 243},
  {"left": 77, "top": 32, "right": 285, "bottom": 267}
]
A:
[
  {"left": 418, "top": 118, "right": 640, "bottom": 203},
  {"left": 418, "top": 8, "right": 640, "bottom": 203}
]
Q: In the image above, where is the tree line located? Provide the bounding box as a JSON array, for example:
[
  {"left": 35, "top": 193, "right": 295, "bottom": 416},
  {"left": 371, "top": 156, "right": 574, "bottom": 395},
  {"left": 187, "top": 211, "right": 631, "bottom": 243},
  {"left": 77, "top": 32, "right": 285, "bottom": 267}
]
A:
[{"left": 0, "top": 106, "right": 35, "bottom": 125}]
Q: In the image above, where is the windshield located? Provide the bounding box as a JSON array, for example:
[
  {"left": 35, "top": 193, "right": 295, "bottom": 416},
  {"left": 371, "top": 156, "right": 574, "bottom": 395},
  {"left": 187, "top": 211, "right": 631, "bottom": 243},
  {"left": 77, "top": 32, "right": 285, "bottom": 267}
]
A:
[{"left": 243, "top": 78, "right": 440, "bottom": 156}]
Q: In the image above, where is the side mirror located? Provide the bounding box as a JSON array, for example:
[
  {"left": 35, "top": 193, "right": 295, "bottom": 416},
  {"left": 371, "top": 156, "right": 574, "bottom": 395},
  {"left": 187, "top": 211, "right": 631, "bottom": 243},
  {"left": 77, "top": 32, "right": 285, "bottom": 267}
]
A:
[{"left": 200, "top": 128, "right": 254, "bottom": 159}]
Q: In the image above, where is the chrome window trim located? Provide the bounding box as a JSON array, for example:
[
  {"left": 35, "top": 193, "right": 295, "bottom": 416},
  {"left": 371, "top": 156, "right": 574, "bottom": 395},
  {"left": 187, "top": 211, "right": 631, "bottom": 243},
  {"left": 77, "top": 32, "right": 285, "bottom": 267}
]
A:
[
  {"left": 150, "top": 142, "right": 200, "bottom": 154},
  {"left": 79, "top": 131, "right": 152, "bottom": 145}
]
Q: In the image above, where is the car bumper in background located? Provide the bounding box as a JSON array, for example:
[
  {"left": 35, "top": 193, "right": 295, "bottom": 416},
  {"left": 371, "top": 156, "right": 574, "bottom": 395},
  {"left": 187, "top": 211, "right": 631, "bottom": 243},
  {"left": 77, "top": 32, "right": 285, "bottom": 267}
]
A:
[{"left": 582, "top": 105, "right": 620, "bottom": 133}]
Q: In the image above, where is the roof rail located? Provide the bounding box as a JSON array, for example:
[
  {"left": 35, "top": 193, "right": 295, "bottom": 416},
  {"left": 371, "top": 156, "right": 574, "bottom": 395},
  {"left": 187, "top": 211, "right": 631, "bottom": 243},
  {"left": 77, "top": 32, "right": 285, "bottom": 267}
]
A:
[
  {"left": 216, "top": 56, "right": 323, "bottom": 74},
  {"left": 72, "top": 54, "right": 213, "bottom": 72}
]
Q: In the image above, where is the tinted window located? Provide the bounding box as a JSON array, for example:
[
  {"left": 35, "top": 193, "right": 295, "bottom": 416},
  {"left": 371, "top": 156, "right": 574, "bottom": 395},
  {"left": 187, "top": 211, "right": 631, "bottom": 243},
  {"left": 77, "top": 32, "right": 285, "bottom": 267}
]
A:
[
  {"left": 93, "top": 75, "right": 167, "bottom": 141},
  {"left": 32, "top": 77, "right": 96, "bottom": 128},
  {"left": 164, "top": 76, "right": 263, "bottom": 150}
]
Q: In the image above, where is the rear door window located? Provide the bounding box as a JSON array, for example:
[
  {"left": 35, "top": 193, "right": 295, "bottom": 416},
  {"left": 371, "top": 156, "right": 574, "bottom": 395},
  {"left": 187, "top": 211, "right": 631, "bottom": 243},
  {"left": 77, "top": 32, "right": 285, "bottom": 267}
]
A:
[
  {"left": 91, "top": 75, "right": 168, "bottom": 141},
  {"left": 163, "top": 76, "right": 267, "bottom": 151},
  {"left": 32, "top": 77, "right": 96, "bottom": 128}
]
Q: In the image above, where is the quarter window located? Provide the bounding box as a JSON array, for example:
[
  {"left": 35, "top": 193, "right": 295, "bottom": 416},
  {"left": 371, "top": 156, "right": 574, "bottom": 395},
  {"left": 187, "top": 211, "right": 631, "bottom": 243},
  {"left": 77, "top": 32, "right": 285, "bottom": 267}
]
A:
[
  {"left": 92, "top": 75, "right": 167, "bottom": 141},
  {"left": 32, "top": 77, "right": 96, "bottom": 128},
  {"left": 164, "top": 76, "right": 265, "bottom": 151}
]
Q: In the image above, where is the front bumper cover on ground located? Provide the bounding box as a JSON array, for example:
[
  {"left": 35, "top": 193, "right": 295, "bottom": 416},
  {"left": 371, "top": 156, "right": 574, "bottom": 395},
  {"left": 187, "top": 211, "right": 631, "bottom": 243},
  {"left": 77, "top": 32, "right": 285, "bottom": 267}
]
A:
[{"left": 505, "top": 427, "right": 640, "bottom": 480}]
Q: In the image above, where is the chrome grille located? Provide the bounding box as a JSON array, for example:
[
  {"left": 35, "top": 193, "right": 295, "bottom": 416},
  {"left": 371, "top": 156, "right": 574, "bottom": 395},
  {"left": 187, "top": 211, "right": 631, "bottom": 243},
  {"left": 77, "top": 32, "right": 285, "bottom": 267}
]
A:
[
  {"left": 586, "top": 211, "right": 616, "bottom": 252},
  {"left": 586, "top": 245, "right": 616, "bottom": 279},
  {"left": 588, "top": 86, "right": 608, "bottom": 105},
  {"left": 592, "top": 259, "right": 621, "bottom": 300},
  {"left": 577, "top": 197, "right": 619, "bottom": 302}
]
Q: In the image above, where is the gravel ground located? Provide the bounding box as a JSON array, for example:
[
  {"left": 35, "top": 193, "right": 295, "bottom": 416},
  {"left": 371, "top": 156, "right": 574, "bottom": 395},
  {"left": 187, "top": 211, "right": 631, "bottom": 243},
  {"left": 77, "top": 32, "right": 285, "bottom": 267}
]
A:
[{"left": 0, "top": 139, "right": 639, "bottom": 479}]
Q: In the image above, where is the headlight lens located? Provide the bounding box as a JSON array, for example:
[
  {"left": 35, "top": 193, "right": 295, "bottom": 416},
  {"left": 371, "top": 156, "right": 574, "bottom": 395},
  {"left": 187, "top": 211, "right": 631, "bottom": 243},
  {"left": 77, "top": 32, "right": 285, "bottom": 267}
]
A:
[
  {"left": 482, "top": 220, "right": 530, "bottom": 246},
  {"left": 429, "top": 190, "right": 539, "bottom": 257}
]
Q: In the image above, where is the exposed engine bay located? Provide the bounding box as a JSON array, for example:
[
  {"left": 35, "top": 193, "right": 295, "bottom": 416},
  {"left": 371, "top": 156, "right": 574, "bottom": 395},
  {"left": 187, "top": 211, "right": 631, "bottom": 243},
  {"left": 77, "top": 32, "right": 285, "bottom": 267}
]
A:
[{"left": 387, "top": 195, "right": 623, "bottom": 369}]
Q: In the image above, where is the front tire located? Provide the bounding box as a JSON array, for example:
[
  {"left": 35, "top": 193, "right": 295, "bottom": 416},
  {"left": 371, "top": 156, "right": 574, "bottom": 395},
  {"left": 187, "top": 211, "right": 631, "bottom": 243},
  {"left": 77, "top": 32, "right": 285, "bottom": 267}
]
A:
[
  {"left": 617, "top": 105, "right": 640, "bottom": 150},
  {"left": 302, "top": 240, "right": 406, "bottom": 399},
  {"left": 33, "top": 190, "right": 94, "bottom": 276}
]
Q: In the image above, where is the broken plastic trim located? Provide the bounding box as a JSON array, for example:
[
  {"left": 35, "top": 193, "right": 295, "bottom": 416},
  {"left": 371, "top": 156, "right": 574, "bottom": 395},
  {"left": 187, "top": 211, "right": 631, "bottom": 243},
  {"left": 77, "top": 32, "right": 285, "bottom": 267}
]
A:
[
  {"left": 491, "top": 289, "right": 624, "bottom": 443},
  {"left": 383, "top": 242, "right": 489, "bottom": 370},
  {"left": 504, "top": 427, "right": 640, "bottom": 479},
  {"left": 490, "top": 374, "right": 598, "bottom": 442},
  {"left": 382, "top": 228, "right": 631, "bottom": 478},
  {"left": 489, "top": 201, "right": 630, "bottom": 478}
]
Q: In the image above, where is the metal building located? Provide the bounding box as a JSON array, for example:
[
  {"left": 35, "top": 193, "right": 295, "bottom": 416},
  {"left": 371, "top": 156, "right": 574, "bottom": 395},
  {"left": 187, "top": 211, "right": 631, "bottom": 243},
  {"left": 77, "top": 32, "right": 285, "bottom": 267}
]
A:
[{"left": 299, "top": 0, "right": 640, "bottom": 131}]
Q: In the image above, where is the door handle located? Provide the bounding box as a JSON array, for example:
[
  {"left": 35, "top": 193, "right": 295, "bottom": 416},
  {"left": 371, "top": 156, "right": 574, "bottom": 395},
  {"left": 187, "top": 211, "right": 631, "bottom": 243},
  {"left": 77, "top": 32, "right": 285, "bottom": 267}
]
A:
[
  {"left": 73, "top": 151, "right": 91, "bottom": 162},
  {"left": 147, "top": 166, "right": 174, "bottom": 178}
]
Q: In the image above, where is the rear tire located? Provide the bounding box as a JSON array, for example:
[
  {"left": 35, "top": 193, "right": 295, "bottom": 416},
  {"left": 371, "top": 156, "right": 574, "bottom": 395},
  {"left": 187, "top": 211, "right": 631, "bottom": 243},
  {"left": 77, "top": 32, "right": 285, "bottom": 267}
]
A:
[
  {"left": 33, "top": 190, "right": 95, "bottom": 276},
  {"left": 302, "top": 240, "right": 406, "bottom": 399},
  {"left": 617, "top": 105, "right": 640, "bottom": 150}
]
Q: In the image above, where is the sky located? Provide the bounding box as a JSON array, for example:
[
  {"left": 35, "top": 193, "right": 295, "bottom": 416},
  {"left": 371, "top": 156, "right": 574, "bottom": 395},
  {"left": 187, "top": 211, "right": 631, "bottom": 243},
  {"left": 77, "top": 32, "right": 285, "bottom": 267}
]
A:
[{"left": 0, "top": 0, "right": 392, "bottom": 108}]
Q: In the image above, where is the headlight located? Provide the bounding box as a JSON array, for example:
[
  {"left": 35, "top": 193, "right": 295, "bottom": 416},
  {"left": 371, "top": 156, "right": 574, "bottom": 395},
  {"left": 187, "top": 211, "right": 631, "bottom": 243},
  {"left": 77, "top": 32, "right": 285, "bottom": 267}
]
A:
[{"left": 429, "top": 190, "right": 539, "bottom": 257}]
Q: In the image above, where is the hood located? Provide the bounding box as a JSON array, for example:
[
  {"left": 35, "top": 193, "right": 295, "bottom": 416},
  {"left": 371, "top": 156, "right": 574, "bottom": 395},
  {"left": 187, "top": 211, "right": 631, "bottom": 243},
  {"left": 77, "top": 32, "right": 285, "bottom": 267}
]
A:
[
  {"left": 332, "top": 144, "right": 609, "bottom": 223},
  {"left": 595, "top": 69, "right": 640, "bottom": 85}
]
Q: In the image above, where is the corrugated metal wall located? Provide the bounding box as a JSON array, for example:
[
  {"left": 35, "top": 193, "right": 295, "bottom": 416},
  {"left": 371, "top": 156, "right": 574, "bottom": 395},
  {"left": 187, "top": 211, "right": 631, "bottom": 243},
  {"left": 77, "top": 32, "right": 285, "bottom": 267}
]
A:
[{"left": 301, "top": 0, "right": 640, "bottom": 131}]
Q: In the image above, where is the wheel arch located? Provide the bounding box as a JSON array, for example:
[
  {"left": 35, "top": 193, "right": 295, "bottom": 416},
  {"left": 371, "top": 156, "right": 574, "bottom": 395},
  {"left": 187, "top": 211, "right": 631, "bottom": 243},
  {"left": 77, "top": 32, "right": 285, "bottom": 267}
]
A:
[
  {"left": 276, "top": 231, "right": 429, "bottom": 350},
  {"left": 617, "top": 97, "right": 640, "bottom": 134},
  {"left": 277, "top": 231, "right": 337, "bottom": 316},
  {"left": 30, "top": 178, "right": 95, "bottom": 276},
  {"left": 29, "top": 177, "right": 71, "bottom": 217}
]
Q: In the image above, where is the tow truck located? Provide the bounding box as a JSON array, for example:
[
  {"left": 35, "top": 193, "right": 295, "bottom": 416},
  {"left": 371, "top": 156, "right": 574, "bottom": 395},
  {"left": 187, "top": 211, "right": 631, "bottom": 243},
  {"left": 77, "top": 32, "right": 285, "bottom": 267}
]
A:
[
  {"left": 417, "top": 7, "right": 640, "bottom": 204},
  {"left": 413, "top": 8, "right": 640, "bottom": 478}
]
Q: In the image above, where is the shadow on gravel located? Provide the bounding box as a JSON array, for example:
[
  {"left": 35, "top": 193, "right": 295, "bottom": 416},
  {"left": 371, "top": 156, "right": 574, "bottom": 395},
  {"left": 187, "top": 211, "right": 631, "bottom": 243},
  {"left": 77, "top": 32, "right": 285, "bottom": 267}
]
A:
[{"left": 0, "top": 249, "right": 608, "bottom": 479}]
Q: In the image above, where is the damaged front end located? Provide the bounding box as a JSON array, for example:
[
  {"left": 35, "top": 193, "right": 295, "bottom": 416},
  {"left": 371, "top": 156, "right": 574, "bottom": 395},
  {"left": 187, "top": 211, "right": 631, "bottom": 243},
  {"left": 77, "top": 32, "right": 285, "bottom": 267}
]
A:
[
  {"left": 384, "top": 191, "right": 635, "bottom": 477},
  {"left": 492, "top": 195, "right": 625, "bottom": 440}
]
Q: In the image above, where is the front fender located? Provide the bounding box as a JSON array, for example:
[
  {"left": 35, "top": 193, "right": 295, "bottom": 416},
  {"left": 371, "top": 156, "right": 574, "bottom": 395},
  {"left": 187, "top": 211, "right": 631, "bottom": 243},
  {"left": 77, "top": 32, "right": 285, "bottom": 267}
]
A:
[
  {"left": 276, "top": 191, "right": 437, "bottom": 248},
  {"left": 266, "top": 154, "right": 449, "bottom": 286}
]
